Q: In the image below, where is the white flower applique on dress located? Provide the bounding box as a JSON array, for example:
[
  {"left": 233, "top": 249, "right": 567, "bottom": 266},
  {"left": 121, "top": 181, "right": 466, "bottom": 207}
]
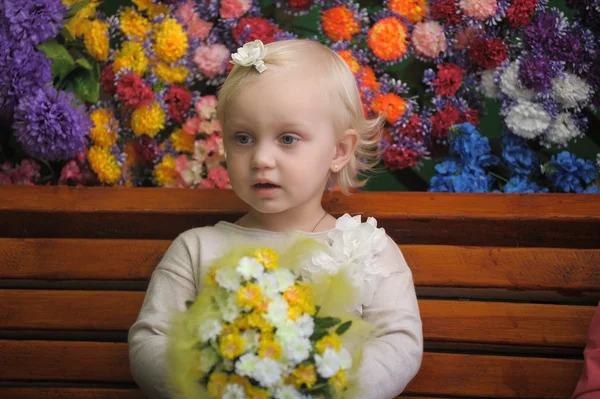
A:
[{"left": 302, "top": 214, "right": 390, "bottom": 314}]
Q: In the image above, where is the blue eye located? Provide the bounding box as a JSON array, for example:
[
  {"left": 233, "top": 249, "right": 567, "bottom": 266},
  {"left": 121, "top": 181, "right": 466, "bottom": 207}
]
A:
[
  {"left": 235, "top": 134, "right": 253, "bottom": 144},
  {"left": 281, "top": 135, "right": 299, "bottom": 145}
]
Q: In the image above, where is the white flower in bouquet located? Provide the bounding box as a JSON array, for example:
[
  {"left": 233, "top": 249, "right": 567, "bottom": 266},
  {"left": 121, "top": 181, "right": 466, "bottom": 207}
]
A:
[
  {"left": 273, "top": 268, "right": 296, "bottom": 292},
  {"left": 551, "top": 73, "right": 591, "bottom": 109},
  {"left": 215, "top": 267, "right": 241, "bottom": 291},
  {"left": 198, "top": 347, "right": 219, "bottom": 374},
  {"left": 283, "top": 336, "right": 312, "bottom": 364},
  {"left": 265, "top": 296, "right": 289, "bottom": 327},
  {"left": 546, "top": 113, "right": 582, "bottom": 146},
  {"left": 198, "top": 318, "right": 223, "bottom": 343},
  {"left": 314, "top": 348, "right": 342, "bottom": 378},
  {"left": 256, "top": 272, "right": 280, "bottom": 299},
  {"left": 220, "top": 294, "right": 240, "bottom": 323},
  {"left": 505, "top": 100, "right": 551, "bottom": 139},
  {"left": 222, "top": 383, "right": 245, "bottom": 399},
  {"left": 294, "top": 313, "right": 315, "bottom": 338},
  {"left": 236, "top": 256, "right": 264, "bottom": 280},
  {"left": 274, "top": 385, "right": 306, "bottom": 399},
  {"left": 235, "top": 352, "right": 260, "bottom": 378},
  {"left": 254, "top": 358, "right": 283, "bottom": 387},
  {"left": 499, "top": 61, "right": 535, "bottom": 101},
  {"left": 480, "top": 69, "right": 499, "bottom": 99}
]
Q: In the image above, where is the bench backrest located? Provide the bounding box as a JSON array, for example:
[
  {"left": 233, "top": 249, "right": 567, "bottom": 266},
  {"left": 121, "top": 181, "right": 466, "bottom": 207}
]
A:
[{"left": 1, "top": 186, "right": 599, "bottom": 399}]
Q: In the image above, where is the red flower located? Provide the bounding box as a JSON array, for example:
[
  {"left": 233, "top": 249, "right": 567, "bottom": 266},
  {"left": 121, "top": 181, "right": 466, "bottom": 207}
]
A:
[
  {"left": 164, "top": 85, "right": 192, "bottom": 124},
  {"left": 288, "top": 0, "right": 313, "bottom": 10},
  {"left": 469, "top": 37, "right": 508, "bottom": 69},
  {"left": 430, "top": 104, "right": 460, "bottom": 139},
  {"left": 232, "top": 17, "right": 282, "bottom": 45},
  {"left": 383, "top": 145, "right": 420, "bottom": 170},
  {"left": 506, "top": 0, "right": 537, "bottom": 28},
  {"left": 460, "top": 109, "right": 480, "bottom": 126},
  {"left": 433, "top": 63, "right": 465, "bottom": 97},
  {"left": 100, "top": 64, "right": 117, "bottom": 96},
  {"left": 431, "top": 0, "right": 462, "bottom": 25},
  {"left": 116, "top": 73, "right": 154, "bottom": 109},
  {"left": 399, "top": 113, "right": 424, "bottom": 141},
  {"left": 135, "top": 136, "right": 159, "bottom": 164}
]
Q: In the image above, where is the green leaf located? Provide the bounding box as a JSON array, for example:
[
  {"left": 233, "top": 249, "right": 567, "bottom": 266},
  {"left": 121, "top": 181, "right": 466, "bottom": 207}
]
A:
[
  {"left": 335, "top": 320, "right": 352, "bottom": 336},
  {"left": 75, "top": 58, "right": 93, "bottom": 70},
  {"left": 60, "top": 27, "right": 75, "bottom": 42},
  {"left": 310, "top": 329, "right": 328, "bottom": 342},
  {"left": 65, "top": 0, "right": 92, "bottom": 20},
  {"left": 185, "top": 300, "right": 194, "bottom": 309},
  {"left": 314, "top": 316, "right": 341, "bottom": 329},
  {"left": 71, "top": 69, "right": 100, "bottom": 104},
  {"left": 36, "top": 40, "right": 76, "bottom": 81}
]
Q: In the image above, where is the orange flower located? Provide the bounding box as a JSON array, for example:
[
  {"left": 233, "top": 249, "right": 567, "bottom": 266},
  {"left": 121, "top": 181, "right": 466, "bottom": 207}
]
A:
[
  {"left": 357, "top": 65, "right": 380, "bottom": 91},
  {"left": 321, "top": 6, "right": 360, "bottom": 42},
  {"left": 367, "top": 16, "right": 409, "bottom": 61},
  {"left": 388, "top": 0, "right": 429, "bottom": 24},
  {"left": 337, "top": 49, "right": 361, "bottom": 74},
  {"left": 371, "top": 92, "right": 407, "bottom": 124}
]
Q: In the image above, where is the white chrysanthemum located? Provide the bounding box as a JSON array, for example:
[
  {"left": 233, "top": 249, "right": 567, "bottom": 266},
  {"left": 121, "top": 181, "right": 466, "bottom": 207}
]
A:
[
  {"left": 198, "top": 346, "right": 219, "bottom": 374},
  {"left": 221, "top": 294, "right": 240, "bottom": 323},
  {"left": 480, "top": 69, "right": 498, "bottom": 99},
  {"left": 242, "top": 329, "right": 260, "bottom": 352},
  {"left": 294, "top": 313, "right": 314, "bottom": 338},
  {"left": 273, "top": 268, "right": 296, "bottom": 292},
  {"left": 198, "top": 318, "right": 223, "bottom": 343},
  {"left": 275, "top": 385, "right": 305, "bottom": 399},
  {"left": 215, "top": 268, "right": 241, "bottom": 291},
  {"left": 499, "top": 62, "right": 535, "bottom": 101},
  {"left": 222, "top": 383, "right": 245, "bottom": 399},
  {"left": 264, "top": 296, "right": 289, "bottom": 327},
  {"left": 546, "top": 113, "right": 582, "bottom": 146},
  {"left": 275, "top": 320, "right": 301, "bottom": 345},
  {"left": 314, "top": 348, "right": 341, "bottom": 378},
  {"left": 339, "top": 348, "right": 353, "bottom": 370},
  {"left": 505, "top": 100, "right": 551, "bottom": 139},
  {"left": 254, "top": 358, "right": 283, "bottom": 388},
  {"left": 236, "top": 256, "right": 264, "bottom": 281},
  {"left": 551, "top": 73, "right": 591, "bottom": 109},
  {"left": 283, "top": 336, "right": 311, "bottom": 364},
  {"left": 256, "top": 272, "right": 280, "bottom": 299},
  {"left": 235, "top": 353, "right": 259, "bottom": 378}
]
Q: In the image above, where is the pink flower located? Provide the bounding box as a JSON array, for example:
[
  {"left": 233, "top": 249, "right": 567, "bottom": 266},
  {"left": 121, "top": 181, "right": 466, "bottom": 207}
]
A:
[
  {"left": 195, "top": 95, "right": 218, "bottom": 120},
  {"left": 174, "top": 154, "right": 204, "bottom": 188},
  {"left": 197, "top": 178, "right": 215, "bottom": 188},
  {"left": 206, "top": 165, "right": 230, "bottom": 188},
  {"left": 59, "top": 160, "right": 81, "bottom": 185},
  {"left": 220, "top": 0, "right": 252, "bottom": 19},
  {"left": 459, "top": 0, "right": 498, "bottom": 20},
  {"left": 175, "top": 0, "right": 195, "bottom": 24},
  {"left": 199, "top": 119, "right": 222, "bottom": 135},
  {"left": 187, "top": 15, "right": 213, "bottom": 40},
  {"left": 454, "top": 27, "right": 480, "bottom": 50},
  {"left": 411, "top": 21, "right": 448, "bottom": 59},
  {"left": 193, "top": 44, "right": 230, "bottom": 78},
  {"left": 183, "top": 117, "right": 201, "bottom": 135}
]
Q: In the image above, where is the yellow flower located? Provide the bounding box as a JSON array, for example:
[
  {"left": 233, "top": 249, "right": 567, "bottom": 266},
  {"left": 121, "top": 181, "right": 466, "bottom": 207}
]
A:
[
  {"left": 247, "top": 311, "right": 273, "bottom": 333},
  {"left": 258, "top": 338, "right": 282, "bottom": 360},
  {"left": 247, "top": 386, "right": 269, "bottom": 399},
  {"left": 329, "top": 369, "right": 348, "bottom": 390},
  {"left": 131, "top": 101, "right": 165, "bottom": 138},
  {"left": 232, "top": 314, "right": 250, "bottom": 330},
  {"left": 153, "top": 154, "right": 177, "bottom": 187},
  {"left": 65, "top": 1, "right": 99, "bottom": 38},
  {"left": 87, "top": 146, "right": 121, "bottom": 185},
  {"left": 62, "top": 0, "right": 82, "bottom": 6},
  {"left": 207, "top": 372, "right": 228, "bottom": 398},
  {"left": 287, "top": 305, "right": 303, "bottom": 321},
  {"left": 316, "top": 334, "right": 342, "bottom": 354},
  {"left": 290, "top": 364, "right": 317, "bottom": 388},
  {"left": 153, "top": 62, "right": 190, "bottom": 84},
  {"left": 254, "top": 248, "right": 278, "bottom": 270},
  {"left": 113, "top": 41, "right": 149, "bottom": 76},
  {"left": 133, "top": 0, "right": 171, "bottom": 18},
  {"left": 219, "top": 333, "right": 246, "bottom": 359},
  {"left": 154, "top": 18, "right": 189, "bottom": 63},
  {"left": 204, "top": 267, "right": 217, "bottom": 286},
  {"left": 89, "top": 108, "right": 118, "bottom": 148},
  {"left": 84, "top": 19, "right": 109, "bottom": 62},
  {"left": 285, "top": 283, "right": 316, "bottom": 315},
  {"left": 237, "top": 283, "right": 263, "bottom": 310},
  {"left": 120, "top": 7, "right": 151, "bottom": 40},
  {"left": 169, "top": 127, "right": 194, "bottom": 153}
]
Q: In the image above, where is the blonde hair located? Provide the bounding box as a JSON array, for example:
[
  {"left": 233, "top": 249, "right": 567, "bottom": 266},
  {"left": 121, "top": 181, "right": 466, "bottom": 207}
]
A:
[{"left": 217, "top": 39, "right": 384, "bottom": 194}]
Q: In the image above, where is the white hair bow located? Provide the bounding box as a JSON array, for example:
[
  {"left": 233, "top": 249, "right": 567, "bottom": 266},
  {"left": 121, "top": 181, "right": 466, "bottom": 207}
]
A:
[{"left": 230, "top": 40, "right": 268, "bottom": 73}]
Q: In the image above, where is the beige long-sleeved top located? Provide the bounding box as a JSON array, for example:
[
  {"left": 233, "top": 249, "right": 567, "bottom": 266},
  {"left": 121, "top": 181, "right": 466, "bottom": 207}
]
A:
[{"left": 128, "top": 219, "right": 423, "bottom": 399}]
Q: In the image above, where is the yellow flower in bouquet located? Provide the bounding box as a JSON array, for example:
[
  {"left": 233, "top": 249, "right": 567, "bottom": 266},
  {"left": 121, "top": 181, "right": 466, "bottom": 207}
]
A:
[
  {"left": 153, "top": 62, "right": 190, "bottom": 84},
  {"left": 113, "top": 41, "right": 149, "bottom": 76},
  {"left": 169, "top": 128, "right": 194, "bottom": 153},
  {"left": 132, "top": 0, "right": 171, "bottom": 19},
  {"left": 89, "top": 108, "right": 118, "bottom": 148},
  {"left": 120, "top": 7, "right": 152, "bottom": 41},
  {"left": 131, "top": 101, "right": 166, "bottom": 137},
  {"left": 154, "top": 18, "right": 189, "bottom": 64},
  {"left": 87, "top": 146, "right": 121, "bottom": 185},
  {"left": 167, "top": 239, "right": 374, "bottom": 399},
  {"left": 64, "top": 0, "right": 100, "bottom": 38},
  {"left": 84, "top": 19, "right": 109, "bottom": 62}
]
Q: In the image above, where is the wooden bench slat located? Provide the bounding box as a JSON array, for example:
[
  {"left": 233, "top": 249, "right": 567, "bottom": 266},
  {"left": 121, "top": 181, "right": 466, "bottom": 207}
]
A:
[
  {"left": 0, "top": 340, "right": 581, "bottom": 398},
  {"left": 2, "top": 186, "right": 599, "bottom": 247},
  {"left": 3, "top": 238, "right": 599, "bottom": 291},
  {"left": 0, "top": 290, "right": 593, "bottom": 348},
  {"left": 0, "top": 387, "right": 145, "bottom": 399}
]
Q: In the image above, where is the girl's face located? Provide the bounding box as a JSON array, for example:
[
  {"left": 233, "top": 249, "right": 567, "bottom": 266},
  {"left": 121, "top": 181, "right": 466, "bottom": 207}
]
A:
[{"left": 223, "top": 68, "right": 338, "bottom": 219}]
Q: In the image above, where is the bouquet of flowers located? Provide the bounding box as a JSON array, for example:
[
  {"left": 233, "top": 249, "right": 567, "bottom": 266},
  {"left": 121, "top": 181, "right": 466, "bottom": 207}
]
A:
[{"left": 167, "top": 238, "right": 373, "bottom": 399}]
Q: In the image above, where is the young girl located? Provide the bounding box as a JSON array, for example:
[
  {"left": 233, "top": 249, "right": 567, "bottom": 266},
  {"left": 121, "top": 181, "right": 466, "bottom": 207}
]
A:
[{"left": 128, "top": 39, "right": 423, "bottom": 399}]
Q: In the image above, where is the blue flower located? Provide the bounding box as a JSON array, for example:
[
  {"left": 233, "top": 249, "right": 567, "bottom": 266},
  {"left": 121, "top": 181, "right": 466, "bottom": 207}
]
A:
[
  {"left": 449, "top": 123, "right": 499, "bottom": 171},
  {"left": 504, "top": 176, "right": 549, "bottom": 193},
  {"left": 584, "top": 185, "right": 600, "bottom": 194},
  {"left": 502, "top": 131, "right": 540, "bottom": 176},
  {"left": 12, "top": 86, "right": 91, "bottom": 161},
  {"left": 545, "top": 151, "right": 598, "bottom": 193},
  {"left": 451, "top": 168, "right": 495, "bottom": 193},
  {"left": 429, "top": 174, "right": 454, "bottom": 192},
  {"left": 434, "top": 158, "right": 461, "bottom": 175}
]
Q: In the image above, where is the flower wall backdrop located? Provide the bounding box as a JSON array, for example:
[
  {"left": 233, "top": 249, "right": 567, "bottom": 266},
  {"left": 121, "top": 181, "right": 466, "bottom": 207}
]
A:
[{"left": 0, "top": 0, "right": 599, "bottom": 192}]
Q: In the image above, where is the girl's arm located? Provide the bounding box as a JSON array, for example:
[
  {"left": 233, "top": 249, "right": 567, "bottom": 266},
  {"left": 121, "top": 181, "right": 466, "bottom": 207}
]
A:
[
  {"left": 356, "top": 236, "right": 424, "bottom": 399},
  {"left": 572, "top": 302, "right": 600, "bottom": 399},
  {"left": 128, "top": 232, "right": 199, "bottom": 399}
]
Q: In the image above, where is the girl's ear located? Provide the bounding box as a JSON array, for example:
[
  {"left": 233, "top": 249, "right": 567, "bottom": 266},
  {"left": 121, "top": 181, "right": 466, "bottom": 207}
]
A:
[{"left": 330, "top": 129, "right": 358, "bottom": 172}]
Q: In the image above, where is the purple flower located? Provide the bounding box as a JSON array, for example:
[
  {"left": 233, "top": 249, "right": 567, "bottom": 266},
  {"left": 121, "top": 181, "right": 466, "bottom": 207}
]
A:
[
  {"left": 518, "top": 56, "right": 554, "bottom": 91},
  {"left": 0, "top": 44, "right": 52, "bottom": 116},
  {"left": 524, "top": 13, "right": 559, "bottom": 53},
  {"left": 12, "top": 86, "right": 91, "bottom": 161},
  {"left": 2, "top": 0, "right": 66, "bottom": 46}
]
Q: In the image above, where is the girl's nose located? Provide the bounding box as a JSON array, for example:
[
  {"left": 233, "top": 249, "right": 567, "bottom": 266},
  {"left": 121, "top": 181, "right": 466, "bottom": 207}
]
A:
[{"left": 250, "top": 142, "right": 276, "bottom": 169}]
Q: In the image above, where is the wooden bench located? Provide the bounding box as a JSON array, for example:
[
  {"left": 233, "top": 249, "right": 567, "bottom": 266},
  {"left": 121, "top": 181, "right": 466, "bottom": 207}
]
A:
[{"left": 1, "top": 185, "right": 599, "bottom": 399}]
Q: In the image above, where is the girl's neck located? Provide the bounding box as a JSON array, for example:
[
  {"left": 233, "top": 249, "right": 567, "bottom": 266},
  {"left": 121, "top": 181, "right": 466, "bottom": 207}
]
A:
[{"left": 237, "top": 206, "right": 336, "bottom": 233}]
